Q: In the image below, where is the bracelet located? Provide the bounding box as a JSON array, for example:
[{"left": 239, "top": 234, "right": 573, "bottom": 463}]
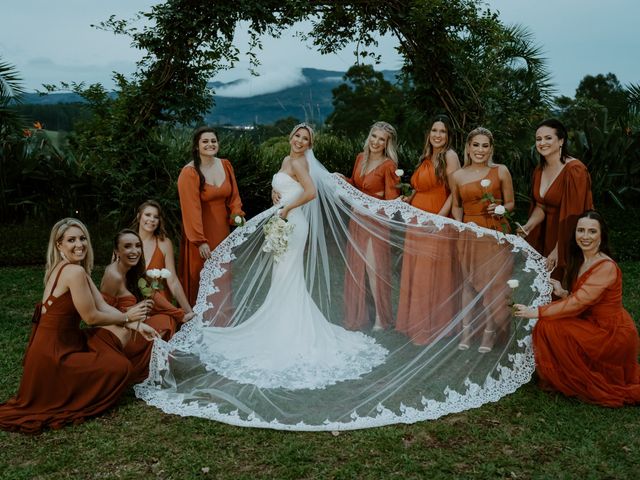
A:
[{"left": 123, "top": 313, "right": 130, "bottom": 325}]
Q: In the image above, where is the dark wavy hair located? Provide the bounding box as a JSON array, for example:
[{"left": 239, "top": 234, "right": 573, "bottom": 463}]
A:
[
  {"left": 191, "top": 126, "right": 219, "bottom": 191},
  {"left": 132, "top": 199, "right": 168, "bottom": 241},
  {"left": 113, "top": 229, "right": 146, "bottom": 301},
  {"left": 536, "top": 118, "right": 573, "bottom": 168},
  {"left": 564, "top": 210, "right": 613, "bottom": 290},
  {"left": 420, "top": 114, "right": 454, "bottom": 184}
]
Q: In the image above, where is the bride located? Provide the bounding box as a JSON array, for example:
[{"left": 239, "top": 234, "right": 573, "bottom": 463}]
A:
[{"left": 136, "top": 123, "right": 550, "bottom": 431}]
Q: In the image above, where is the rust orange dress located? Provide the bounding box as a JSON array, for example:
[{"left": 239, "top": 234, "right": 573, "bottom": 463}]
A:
[
  {"left": 146, "top": 238, "right": 171, "bottom": 301},
  {"left": 458, "top": 167, "right": 513, "bottom": 339},
  {"left": 527, "top": 160, "right": 593, "bottom": 281},
  {"left": 533, "top": 259, "right": 640, "bottom": 406},
  {"left": 178, "top": 160, "right": 244, "bottom": 307},
  {"left": 0, "top": 264, "right": 133, "bottom": 434},
  {"left": 396, "top": 159, "right": 458, "bottom": 344},
  {"left": 344, "top": 153, "right": 399, "bottom": 330},
  {"left": 102, "top": 292, "right": 184, "bottom": 383}
]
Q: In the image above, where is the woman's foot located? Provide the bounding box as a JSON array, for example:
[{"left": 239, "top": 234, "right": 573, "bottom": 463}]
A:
[
  {"left": 372, "top": 316, "right": 384, "bottom": 332},
  {"left": 458, "top": 324, "right": 471, "bottom": 350},
  {"left": 478, "top": 329, "right": 496, "bottom": 353}
]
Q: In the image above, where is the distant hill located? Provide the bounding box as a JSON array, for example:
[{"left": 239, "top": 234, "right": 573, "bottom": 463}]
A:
[{"left": 20, "top": 68, "right": 400, "bottom": 126}]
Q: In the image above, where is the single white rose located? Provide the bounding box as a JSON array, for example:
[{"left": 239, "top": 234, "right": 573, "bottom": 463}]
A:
[
  {"left": 480, "top": 179, "right": 491, "bottom": 188},
  {"left": 234, "top": 215, "right": 243, "bottom": 225},
  {"left": 160, "top": 268, "right": 171, "bottom": 279},
  {"left": 147, "top": 269, "right": 161, "bottom": 279},
  {"left": 507, "top": 279, "right": 520, "bottom": 289},
  {"left": 494, "top": 205, "right": 506, "bottom": 216},
  {"left": 395, "top": 169, "right": 404, "bottom": 177}
]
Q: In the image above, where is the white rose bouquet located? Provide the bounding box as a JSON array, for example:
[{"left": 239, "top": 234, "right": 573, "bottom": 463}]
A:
[
  {"left": 139, "top": 268, "right": 171, "bottom": 297},
  {"left": 394, "top": 168, "right": 413, "bottom": 198},
  {"left": 262, "top": 214, "right": 295, "bottom": 263}
]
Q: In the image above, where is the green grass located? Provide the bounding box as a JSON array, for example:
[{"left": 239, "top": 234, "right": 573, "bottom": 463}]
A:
[{"left": 1, "top": 265, "right": 639, "bottom": 479}]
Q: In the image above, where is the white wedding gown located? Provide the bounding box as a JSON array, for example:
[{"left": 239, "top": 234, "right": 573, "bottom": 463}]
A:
[{"left": 196, "top": 172, "right": 387, "bottom": 390}]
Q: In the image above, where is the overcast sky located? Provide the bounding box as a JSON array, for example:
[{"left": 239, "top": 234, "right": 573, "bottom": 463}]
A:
[{"left": 1, "top": 0, "right": 638, "bottom": 98}]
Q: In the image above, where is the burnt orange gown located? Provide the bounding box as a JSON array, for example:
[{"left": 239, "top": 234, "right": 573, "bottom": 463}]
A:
[
  {"left": 533, "top": 259, "right": 640, "bottom": 406},
  {"left": 146, "top": 238, "right": 171, "bottom": 302},
  {"left": 0, "top": 264, "right": 133, "bottom": 434},
  {"left": 458, "top": 167, "right": 513, "bottom": 339},
  {"left": 344, "top": 153, "right": 400, "bottom": 330},
  {"left": 102, "top": 292, "right": 184, "bottom": 383},
  {"left": 396, "top": 159, "right": 458, "bottom": 344},
  {"left": 527, "top": 160, "right": 593, "bottom": 281},
  {"left": 178, "top": 159, "right": 244, "bottom": 308}
]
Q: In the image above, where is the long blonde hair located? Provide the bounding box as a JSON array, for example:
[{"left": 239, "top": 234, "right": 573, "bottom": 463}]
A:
[
  {"left": 361, "top": 121, "right": 398, "bottom": 175},
  {"left": 45, "top": 218, "right": 94, "bottom": 285},
  {"left": 463, "top": 127, "right": 496, "bottom": 167}
]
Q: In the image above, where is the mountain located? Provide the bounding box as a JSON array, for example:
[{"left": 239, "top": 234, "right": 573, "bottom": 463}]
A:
[{"left": 20, "top": 68, "right": 400, "bottom": 126}]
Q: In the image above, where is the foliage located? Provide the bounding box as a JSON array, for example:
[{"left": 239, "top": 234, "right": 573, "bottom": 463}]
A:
[
  {"left": 11, "top": 102, "right": 92, "bottom": 132},
  {"left": 0, "top": 57, "right": 25, "bottom": 136},
  {"left": 1, "top": 264, "right": 639, "bottom": 478}
]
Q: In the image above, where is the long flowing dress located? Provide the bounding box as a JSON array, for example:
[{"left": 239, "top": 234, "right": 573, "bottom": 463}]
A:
[
  {"left": 102, "top": 292, "right": 184, "bottom": 383},
  {"left": 533, "top": 259, "right": 640, "bottom": 406},
  {"left": 527, "top": 160, "right": 593, "bottom": 281},
  {"left": 0, "top": 264, "right": 133, "bottom": 434},
  {"left": 344, "top": 153, "right": 399, "bottom": 330},
  {"left": 183, "top": 172, "right": 387, "bottom": 390},
  {"left": 458, "top": 167, "right": 513, "bottom": 340},
  {"left": 178, "top": 159, "right": 244, "bottom": 310},
  {"left": 396, "top": 159, "right": 458, "bottom": 344}
]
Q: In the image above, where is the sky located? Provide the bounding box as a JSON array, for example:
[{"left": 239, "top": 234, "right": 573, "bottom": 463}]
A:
[{"left": 1, "top": 0, "right": 639, "bottom": 98}]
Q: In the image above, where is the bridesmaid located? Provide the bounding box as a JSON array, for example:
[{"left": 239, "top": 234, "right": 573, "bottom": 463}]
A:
[
  {"left": 100, "top": 229, "right": 186, "bottom": 383},
  {"left": 178, "top": 126, "right": 245, "bottom": 308},
  {"left": 517, "top": 118, "right": 593, "bottom": 283},
  {"left": 514, "top": 211, "right": 640, "bottom": 406},
  {"left": 396, "top": 115, "right": 461, "bottom": 344},
  {"left": 343, "top": 121, "right": 400, "bottom": 331},
  {"left": 133, "top": 199, "right": 193, "bottom": 317},
  {"left": 0, "top": 218, "right": 156, "bottom": 434},
  {"left": 451, "top": 127, "right": 515, "bottom": 353}
]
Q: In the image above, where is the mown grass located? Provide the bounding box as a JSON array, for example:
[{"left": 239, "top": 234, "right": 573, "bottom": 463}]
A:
[{"left": 1, "top": 265, "right": 639, "bottom": 479}]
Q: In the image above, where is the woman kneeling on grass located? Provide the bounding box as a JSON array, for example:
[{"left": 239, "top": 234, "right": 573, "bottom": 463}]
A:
[
  {"left": 0, "top": 218, "right": 158, "bottom": 434},
  {"left": 514, "top": 210, "right": 640, "bottom": 406}
]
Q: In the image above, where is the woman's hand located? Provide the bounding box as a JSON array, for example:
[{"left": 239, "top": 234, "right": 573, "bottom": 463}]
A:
[
  {"left": 271, "top": 189, "right": 282, "bottom": 205},
  {"left": 546, "top": 247, "right": 558, "bottom": 272},
  {"left": 515, "top": 222, "right": 529, "bottom": 238},
  {"left": 198, "top": 243, "right": 212, "bottom": 259},
  {"left": 278, "top": 207, "right": 290, "bottom": 220},
  {"left": 125, "top": 301, "right": 151, "bottom": 323},
  {"left": 183, "top": 311, "right": 196, "bottom": 322},
  {"left": 549, "top": 279, "right": 568, "bottom": 298},
  {"left": 512, "top": 304, "right": 538, "bottom": 318},
  {"left": 125, "top": 321, "right": 159, "bottom": 341}
]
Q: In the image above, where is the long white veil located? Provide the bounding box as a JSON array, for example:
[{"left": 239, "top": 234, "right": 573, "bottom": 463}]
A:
[{"left": 135, "top": 149, "right": 550, "bottom": 431}]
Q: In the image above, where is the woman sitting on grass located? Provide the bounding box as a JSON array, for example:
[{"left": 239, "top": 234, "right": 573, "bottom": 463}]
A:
[
  {"left": 0, "top": 218, "right": 157, "bottom": 434},
  {"left": 514, "top": 210, "right": 640, "bottom": 406},
  {"left": 100, "top": 229, "right": 186, "bottom": 383}
]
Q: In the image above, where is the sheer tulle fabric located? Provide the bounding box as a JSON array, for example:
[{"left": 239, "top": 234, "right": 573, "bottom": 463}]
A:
[{"left": 135, "top": 150, "right": 550, "bottom": 431}]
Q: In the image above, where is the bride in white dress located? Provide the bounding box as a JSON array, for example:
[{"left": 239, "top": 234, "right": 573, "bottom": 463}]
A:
[
  {"left": 136, "top": 123, "right": 551, "bottom": 431},
  {"left": 196, "top": 124, "right": 387, "bottom": 390}
]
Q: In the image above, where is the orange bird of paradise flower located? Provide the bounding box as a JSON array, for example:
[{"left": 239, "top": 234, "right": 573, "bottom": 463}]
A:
[{"left": 33, "top": 121, "right": 43, "bottom": 130}]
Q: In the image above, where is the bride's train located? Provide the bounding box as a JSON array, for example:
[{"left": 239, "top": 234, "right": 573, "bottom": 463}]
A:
[{"left": 135, "top": 151, "right": 549, "bottom": 431}]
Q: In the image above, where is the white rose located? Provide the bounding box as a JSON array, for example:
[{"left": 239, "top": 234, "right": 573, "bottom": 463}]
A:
[
  {"left": 395, "top": 169, "right": 404, "bottom": 177},
  {"left": 234, "top": 215, "right": 243, "bottom": 225},
  {"left": 160, "top": 268, "right": 171, "bottom": 279},
  {"left": 147, "top": 269, "right": 161, "bottom": 279},
  {"left": 507, "top": 279, "right": 520, "bottom": 289},
  {"left": 494, "top": 205, "right": 506, "bottom": 216},
  {"left": 480, "top": 179, "right": 491, "bottom": 188}
]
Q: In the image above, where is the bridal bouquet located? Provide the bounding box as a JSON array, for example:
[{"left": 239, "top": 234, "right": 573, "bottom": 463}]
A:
[
  {"left": 138, "top": 268, "right": 171, "bottom": 297},
  {"left": 262, "top": 214, "right": 294, "bottom": 263}
]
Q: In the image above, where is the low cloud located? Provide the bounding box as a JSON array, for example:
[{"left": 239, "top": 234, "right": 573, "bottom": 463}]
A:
[{"left": 214, "top": 67, "right": 308, "bottom": 98}]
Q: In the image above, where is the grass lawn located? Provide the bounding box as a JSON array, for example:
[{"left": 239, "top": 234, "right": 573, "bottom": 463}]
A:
[{"left": 1, "top": 265, "right": 639, "bottom": 479}]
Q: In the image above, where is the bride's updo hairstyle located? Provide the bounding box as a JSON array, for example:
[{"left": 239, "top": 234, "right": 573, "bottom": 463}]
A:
[
  {"left": 289, "top": 122, "right": 314, "bottom": 148},
  {"left": 45, "top": 218, "right": 94, "bottom": 285}
]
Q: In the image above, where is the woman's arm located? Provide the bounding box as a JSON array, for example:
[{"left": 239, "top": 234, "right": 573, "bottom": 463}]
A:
[
  {"left": 160, "top": 237, "right": 193, "bottom": 314},
  {"left": 437, "top": 150, "right": 461, "bottom": 216},
  {"left": 450, "top": 172, "right": 464, "bottom": 222},
  {"left": 279, "top": 157, "right": 317, "bottom": 219},
  {"left": 518, "top": 205, "right": 545, "bottom": 237}
]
